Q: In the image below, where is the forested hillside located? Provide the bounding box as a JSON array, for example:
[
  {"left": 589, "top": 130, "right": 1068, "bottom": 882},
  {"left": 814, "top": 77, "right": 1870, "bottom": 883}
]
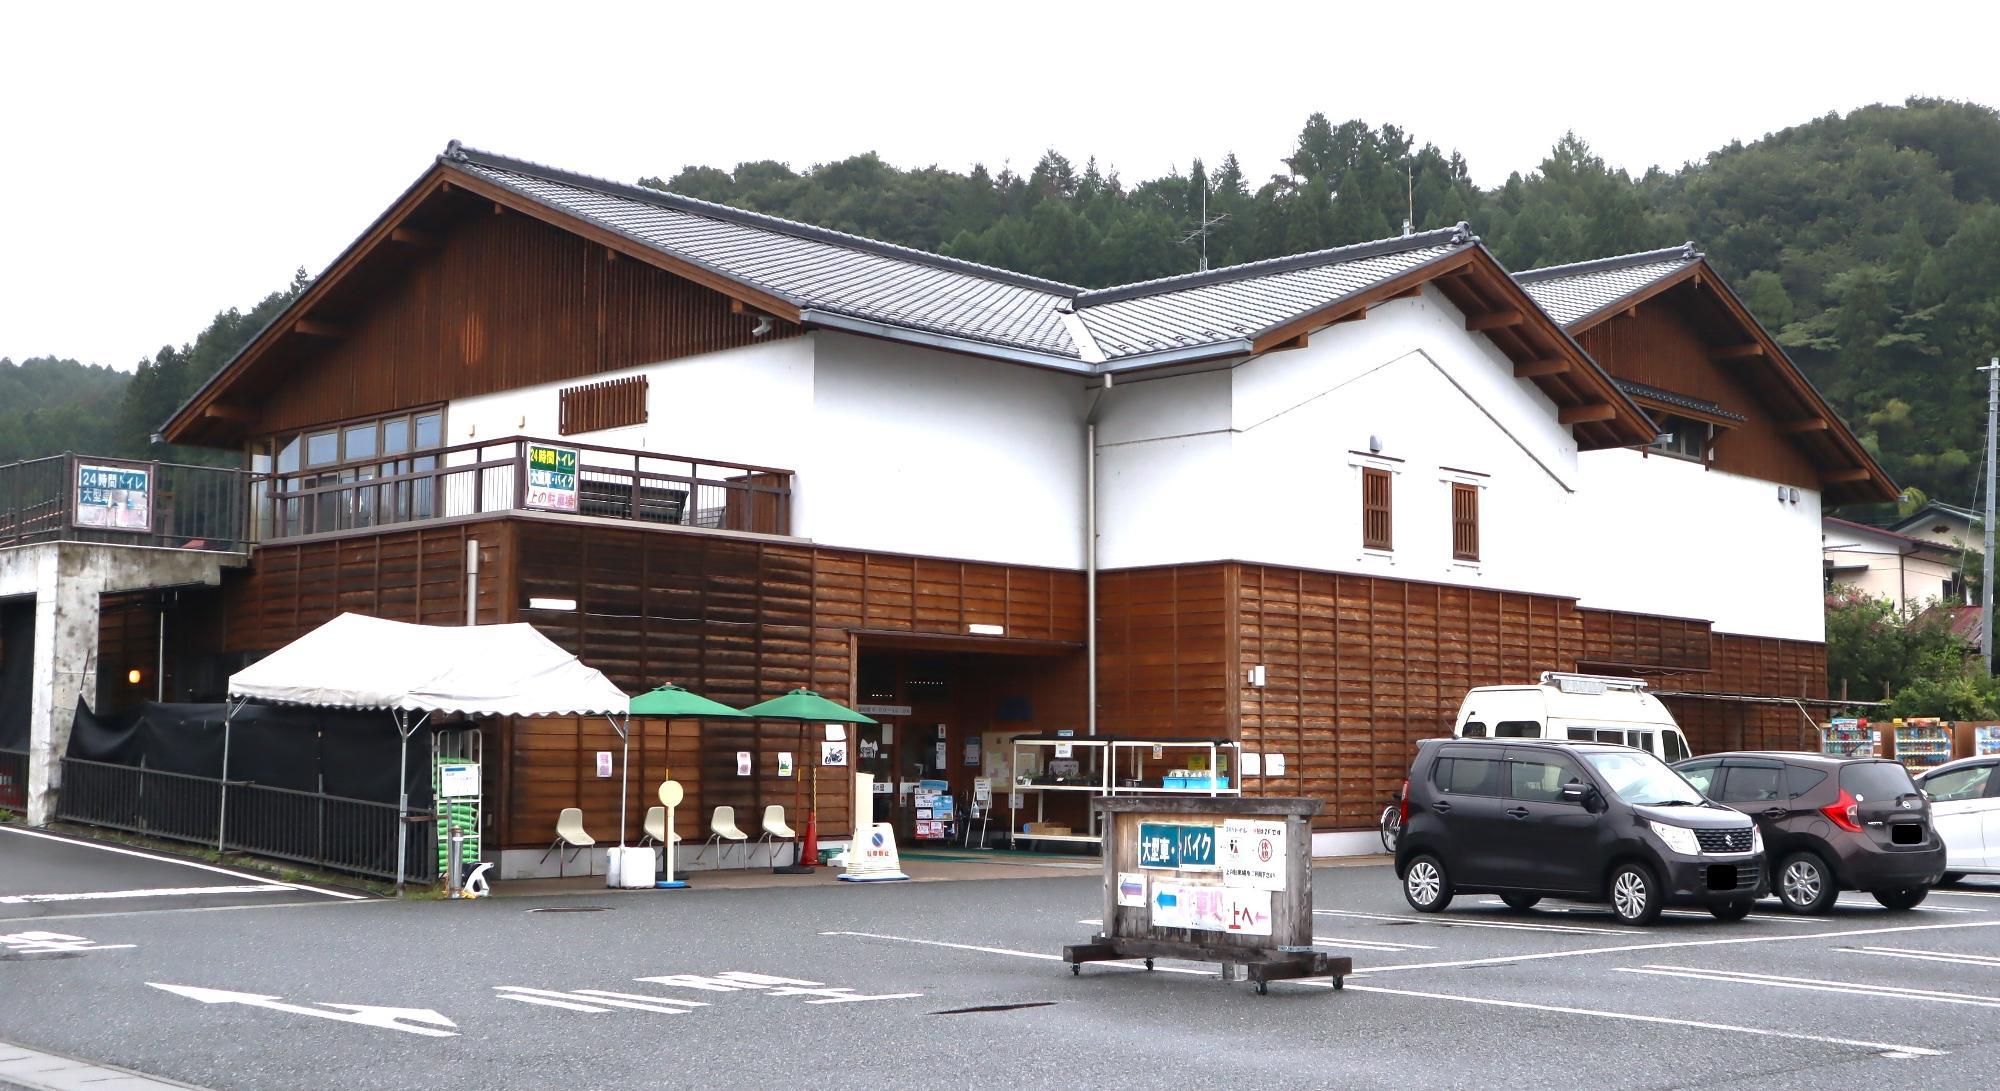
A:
[{"left": 10, "top": 99, "right": 1998, "bottom": 514}]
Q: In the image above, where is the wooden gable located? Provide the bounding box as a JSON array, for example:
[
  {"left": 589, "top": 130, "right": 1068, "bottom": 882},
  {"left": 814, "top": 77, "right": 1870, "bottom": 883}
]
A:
[{"left": 165, "top": 165, "right": 798, "bottom": 448}]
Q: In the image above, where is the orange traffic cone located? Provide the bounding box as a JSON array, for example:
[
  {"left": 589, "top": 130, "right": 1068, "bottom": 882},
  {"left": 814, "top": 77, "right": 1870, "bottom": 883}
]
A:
[{"left": 800, "top": 811, "right": 819, "bottom": 869}]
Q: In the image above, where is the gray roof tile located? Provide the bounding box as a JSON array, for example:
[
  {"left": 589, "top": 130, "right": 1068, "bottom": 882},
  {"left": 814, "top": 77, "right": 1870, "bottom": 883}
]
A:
[{"left": 1514, "top": 244, "right": 1702, "bottom": 326}]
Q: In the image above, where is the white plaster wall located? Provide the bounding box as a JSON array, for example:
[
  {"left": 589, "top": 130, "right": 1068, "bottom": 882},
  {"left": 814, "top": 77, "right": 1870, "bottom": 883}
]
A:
[
  {"left": 803, "top": 332, "right": 1088, "bottom": 567},
  {"left": 1822, "top": 534, "right": 1960, "bottom": 609},
  {"left": 1575, "top": 449, "right": 1826, "bottom": 641},
  {"left": 1097, "top": 290, "right": 1582, "bottom": 590}
]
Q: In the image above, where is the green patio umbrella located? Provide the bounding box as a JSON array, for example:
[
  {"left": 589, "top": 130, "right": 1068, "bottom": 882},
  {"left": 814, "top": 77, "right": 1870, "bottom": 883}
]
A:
[
  {"left": 630, "top": 683, "right": 753, "bottom": 719},
  {"left": 739, "top": 689, "right": 876, "bottom": 871},
  {"left": 624, "top": 684, "right": 750, "bottom": 863}
]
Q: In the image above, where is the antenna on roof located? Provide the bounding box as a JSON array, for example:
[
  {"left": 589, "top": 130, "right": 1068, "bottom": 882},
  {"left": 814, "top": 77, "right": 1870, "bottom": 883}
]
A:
[
  {"left": 1179, "top": 184, "right": 1229, "bottom": 272},
  {"left": 1403, "top": 159, "right": 1415, "bottom": 236}
]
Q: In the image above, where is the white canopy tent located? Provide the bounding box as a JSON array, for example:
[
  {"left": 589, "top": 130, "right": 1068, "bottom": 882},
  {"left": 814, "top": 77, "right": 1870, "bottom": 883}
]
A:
[{"left": 226, "top": 613, "right": 631, "bottom": 887}]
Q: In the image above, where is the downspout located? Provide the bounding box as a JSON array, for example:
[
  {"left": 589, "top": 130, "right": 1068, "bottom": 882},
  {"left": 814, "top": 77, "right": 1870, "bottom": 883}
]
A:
[
  {"left": 1085, "top": 374, "right": 1114, "bottom": 736},
  {"left": 465, "top": 540, "right": 480, "bottom": 626}
]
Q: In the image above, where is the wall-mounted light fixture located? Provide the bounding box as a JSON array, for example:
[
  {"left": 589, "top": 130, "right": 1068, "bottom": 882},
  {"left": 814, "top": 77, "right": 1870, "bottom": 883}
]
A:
[
  {"left": 1248, "top": 665, "right": 1267, "bottom": 688},
  {"left": 127, "top": 668, "right": 142, "bottom": 685},
  {"left": 527, "top": 597, "right": 578, "bottom": 612},
  {"left": 968, "top": 623, "right": 1004, "bottom": 637},
  {"left": 1367, "top": 435, "right": 1383, "bottom": 454}
]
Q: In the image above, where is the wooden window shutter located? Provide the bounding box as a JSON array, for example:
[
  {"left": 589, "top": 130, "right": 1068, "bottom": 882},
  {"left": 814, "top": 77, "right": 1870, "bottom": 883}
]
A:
[
  {"left": 1452, "top": 482, "right": 1480, "bottom": 561},
  {"left": 1362, "top": 467, "right": 1393, "bottom": 551},
  {"left": 559, "top": 375, "right": 649, "bottom": 435}
]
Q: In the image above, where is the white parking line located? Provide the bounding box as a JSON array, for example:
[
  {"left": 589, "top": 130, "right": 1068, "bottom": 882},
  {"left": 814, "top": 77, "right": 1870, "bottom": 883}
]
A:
[
  {"left": 0, "top": 826, "right": 365, "bottom": 901},
  {"left": 1339, "top": 982, "right": 1943, "bottom": 1057},
  {"left": 1315, "top": 908, "right": 1637, "bottom": 936},
  {"left": 1352, "top": 919, "right": 2000, "bottom": 974},
  {"left": 1841, "top": 946, "right": 2000, "bottom": 968},
  {"left": 1619, "top": 964, "right": 2000, "bottom": 1009},
  {"left": 1312, "top": 936, "right": 1436, "bottom": 952},
  {"left": 1477, "top": 899, "right": 1816, "bottom": 926},
  {"left": 0, "top": 885, "right": 288, "bottom": 905},
  {"left": 822, "top": 928, "right": 1944, "bottom": 1058},
  {"left": 1929, "top": 887, "right": 2000, "bottom": 899}
]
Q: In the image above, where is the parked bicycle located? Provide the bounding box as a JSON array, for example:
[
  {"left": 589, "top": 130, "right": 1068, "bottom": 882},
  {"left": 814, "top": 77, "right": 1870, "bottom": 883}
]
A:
[{"left": 1379, "top": 789, "right": 1403, "bottom": 853}]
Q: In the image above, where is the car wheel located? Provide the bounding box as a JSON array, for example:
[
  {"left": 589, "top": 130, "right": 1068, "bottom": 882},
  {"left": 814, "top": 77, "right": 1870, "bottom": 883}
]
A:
[
  {"left": 1942, "top": 872, "right": 1965, "bottom": 886},
  {"left": 1709, "top": 898, "right": 1755, "bottom": 921},
  {"left": 1775, "top": 852, "right": 1837, "bottom": 915},
  {"left": 1499, "top": 893, "right": 1541, "bottom": 911},
  {"left": 1608, "top": 862, "right": 1663, "bottom": 926},
  {"left": 1871, "top": 887, "right": 1929, "bottom": 911},
  {"left": 1403, "top": 854, "right": 1453, "bottom": 913}
]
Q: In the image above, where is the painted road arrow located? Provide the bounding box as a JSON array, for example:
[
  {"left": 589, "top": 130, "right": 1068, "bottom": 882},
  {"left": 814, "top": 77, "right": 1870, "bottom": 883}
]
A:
[{"left": 148, "top": 983, "right": 458, "bottom": 1037}]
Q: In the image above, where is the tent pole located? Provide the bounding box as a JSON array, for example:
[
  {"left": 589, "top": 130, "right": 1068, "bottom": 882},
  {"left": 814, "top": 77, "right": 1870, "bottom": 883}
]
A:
[
  {"left": 610, "top": 713, "right": 630, "bottom": 849},
  {"left": 395, "top": 709, "right": 409, "bottom": 894},
  {"left": 217, "top": 698, "right": 243, "bottom": 853}
]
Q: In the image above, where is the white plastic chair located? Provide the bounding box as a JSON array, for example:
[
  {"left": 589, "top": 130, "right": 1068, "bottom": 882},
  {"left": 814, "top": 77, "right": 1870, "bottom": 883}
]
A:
[
  {"left": 540, "top": 807, "right": 595, "bottom": 874},
  {"left": 756, "top": 805, "right": 797, "bottom": 866},
  {"left": 699, "top": 806, "right": 749, "bottom": 869},
  {"left": 638, "top": 806, "right": 682, "bottom": 848}
]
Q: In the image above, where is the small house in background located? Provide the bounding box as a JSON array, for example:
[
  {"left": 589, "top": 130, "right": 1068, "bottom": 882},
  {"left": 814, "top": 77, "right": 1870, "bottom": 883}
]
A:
[
  {"left": 1890, "top": 499, "right": 1982, "bottom": 553},
  {"left": 1823, "top": 516, "right": 1967, "bottom": 610}
]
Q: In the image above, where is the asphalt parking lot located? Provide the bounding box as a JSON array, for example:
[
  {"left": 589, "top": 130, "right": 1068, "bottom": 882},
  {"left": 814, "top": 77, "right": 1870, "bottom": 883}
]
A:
[{"left": 3, "top": 833, "right": 1999, "bottom": 1090}]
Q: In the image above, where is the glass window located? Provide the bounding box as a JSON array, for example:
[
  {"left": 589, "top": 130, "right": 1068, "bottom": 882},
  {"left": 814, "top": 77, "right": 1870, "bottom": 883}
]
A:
[
  {"left": 344, "top": 423, "right": 377, "bottom": 461},
  {"left": 306, "top": 431, "right": 338, "bottom": 466},
  {"left": 1584, "top": 750, "right": 1703, "bottom": 806},
  {"left": 1678, "top": 762, "right": 1721, "bottom": 798},
  {"left": 1922, "top": 765, "right": 1992, "bottom": 803},
  {"left": 1784, "top": 766, "right": 1828, "bottom": 799},
  {"left": 415, "top": 412, "right": 442, "bottom": 449},
  {"left": 1495, "top": 721, "right": 1542, "bottom": 738},
  {"left": 1630, "top": 731, "right": 1655, "bottom": 754},
  {"left": 277, "top": 436, "right": 301, "bottom": 474},
  {"left": 1719, "top": 764, "right": 1783, "bottom": 803},
  {"left": 382, "top": 417, "right": 410, "bottom": 456},
  {"left": 1510, "top": 760, "right": 1578, "bottom": 803},
  {"left": 1460, "top": 721, "right": 1487, "bottom": 738},
  {"left": 1434, "top": 756, "right": 1502, "bottom": 796},
  {"left": 1841, "top": 761, "right": 1918, "bottom": 802},
  {"left": 1648, "top": 415, "right": 1708, "bottom": 460},
  {"left": 1663, "top": 732, "right": 1690, "bottom": 764}
]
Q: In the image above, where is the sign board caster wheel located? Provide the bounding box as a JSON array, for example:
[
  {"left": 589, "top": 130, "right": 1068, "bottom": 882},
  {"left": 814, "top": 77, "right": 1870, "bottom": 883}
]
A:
[
  {"left": 1144, "top": 959, "right": 1154, "bottom": 971},
  {"left": 1332, "top": 976, "right": 1344, "bottom": 991},
  {"left": 1070, "top": 963, "right": 1080, "bottom": 976},
  {"left": 1254, "top": 981, "right": 1269, "bottom": 996}
]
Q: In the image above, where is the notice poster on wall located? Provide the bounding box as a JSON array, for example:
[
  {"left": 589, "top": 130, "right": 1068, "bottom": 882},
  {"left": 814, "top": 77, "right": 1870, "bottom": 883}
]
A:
[
  {"left": 777, "top": 752, "right": 794, "bottom": 778},
  {"left": 73, "top": 462, "right": 152, "bottom": 532},
  {"left": 1223, "top": 888, "right": 1274, "bottom": 935},
  {"left": 1116, "top": 872, "right": 1147, "bottom": 908},
  {"left": 736, "top": 751, "right": 752, "bottom": 776},
  {"left": 595, "top": 752, "right": 613, "bottom": 778},
  {"left": 820, "top": 739, "right": 847, "bottom": 766},
  {"left": 1219, "top": 819, "right": 1287, "bottom": 891},
  {"left": 525, "top": 443, "right": 580, "bottom": 512}
]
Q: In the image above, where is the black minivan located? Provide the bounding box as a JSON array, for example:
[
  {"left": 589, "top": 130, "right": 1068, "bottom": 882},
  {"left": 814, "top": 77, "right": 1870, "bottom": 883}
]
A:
[{"left": 1396, "top": 738, "right": 1766, "bottom": 924}]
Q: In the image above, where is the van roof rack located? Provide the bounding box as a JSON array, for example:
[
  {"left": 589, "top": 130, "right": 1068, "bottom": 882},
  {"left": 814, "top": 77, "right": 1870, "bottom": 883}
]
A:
[{"left": 1538, "top": 672, "right": 1650, "bottom": 694}]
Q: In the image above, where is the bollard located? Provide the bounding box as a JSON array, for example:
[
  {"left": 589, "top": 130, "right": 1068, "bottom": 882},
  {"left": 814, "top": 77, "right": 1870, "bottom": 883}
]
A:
[{"left": 447, "top": 824, "right": 464, "bottom": 898}]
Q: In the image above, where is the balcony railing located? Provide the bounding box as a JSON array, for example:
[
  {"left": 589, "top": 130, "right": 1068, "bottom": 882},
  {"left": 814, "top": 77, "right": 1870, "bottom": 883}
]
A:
[
  {"left": 253, "top": 436, "right": 793, "bottom": 541},
  {"left": 0, "top": 454, "right": 252, "bottom": 552}
]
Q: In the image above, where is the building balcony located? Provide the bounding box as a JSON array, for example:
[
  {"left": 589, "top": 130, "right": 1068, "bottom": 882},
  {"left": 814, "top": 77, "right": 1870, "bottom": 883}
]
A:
[
  {"left": 0, "top": 454, "right": 252, "bottom": 553},
  {"left": 252, "top": 435, "right": 793, "bottom": 542}
]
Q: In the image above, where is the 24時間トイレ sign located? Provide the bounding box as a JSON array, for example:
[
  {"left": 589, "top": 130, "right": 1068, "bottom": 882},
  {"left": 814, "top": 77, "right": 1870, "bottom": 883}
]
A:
[{"left": 526, "top": 444, "right": 580, "bottom": 512}]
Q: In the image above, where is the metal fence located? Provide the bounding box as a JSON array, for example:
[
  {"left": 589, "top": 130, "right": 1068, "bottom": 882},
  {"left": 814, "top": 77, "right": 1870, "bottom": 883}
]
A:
[
  {"left": 54, "top": 756, "right": 436, "bottom": 883},
  {"left": 0, "top": 454, "right": 252, "bottom": 552},
  {"left": 0, "top": 747, "right": 26, "bottom": 813}
]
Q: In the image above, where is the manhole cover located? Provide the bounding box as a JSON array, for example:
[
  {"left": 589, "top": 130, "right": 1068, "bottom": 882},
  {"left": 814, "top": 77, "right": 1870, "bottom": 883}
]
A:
[{"left": 524, "top": 906, "right": 612, "bottom": 914}]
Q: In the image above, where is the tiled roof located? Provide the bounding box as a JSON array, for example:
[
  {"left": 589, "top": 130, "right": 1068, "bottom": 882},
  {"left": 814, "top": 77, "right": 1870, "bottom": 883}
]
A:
[
  {"left": 1514, "top": 244, "right": 1703, "bottom": 326},
  {"left": 1614, "top": 378, "right": 1746, "bottom": 422},
  {"left": 445, "top": 145, "right": 1475, "bottom": 367},
  {"left": 1074, "top": 230, "right": 1468, "bottom": 361}
]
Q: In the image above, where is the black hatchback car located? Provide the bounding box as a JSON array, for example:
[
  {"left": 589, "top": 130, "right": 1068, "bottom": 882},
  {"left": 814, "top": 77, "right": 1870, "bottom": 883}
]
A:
[
  {"left": 1396, "top": 738, "right": 1765, "bottom": 924},
  {"left": 1673, "top": 752, "right": 1945, "bottom": 912}
]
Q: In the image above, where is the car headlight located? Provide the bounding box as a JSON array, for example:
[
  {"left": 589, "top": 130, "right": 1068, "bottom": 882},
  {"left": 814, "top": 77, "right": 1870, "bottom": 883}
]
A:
[
  {"left": 1649, "top": 820, "right": 1700, "bottom": 856},
  {"left": 1750, "top": 825, "right": 1764, "bottom": 854}
]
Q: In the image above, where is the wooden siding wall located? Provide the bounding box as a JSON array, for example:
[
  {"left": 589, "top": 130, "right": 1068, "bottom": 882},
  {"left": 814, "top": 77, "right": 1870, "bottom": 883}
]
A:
[
  {"left": 249, "top": 209, "right": 797, "bottom": 437},
  {"left": 505, "top": 521, "right": 1086, "bottom": 847},
  {"left": 1229, "top": 566, "right": 1584, "bottom": 828},
  {"left": 95, "top": 592, "right": 161, "bottom": 716},
  {"left": 1095, "top": 565, "right": 1236, "bottom": 736},
  {"left": 1576, "top": 303, "right": 1818, "bottom": 489},
  {"left": 1658, "top": 633, "right": 1830, "bottom": 755},
  {"left": 220, "top": 521, "right": 511, "bottom": 651}
]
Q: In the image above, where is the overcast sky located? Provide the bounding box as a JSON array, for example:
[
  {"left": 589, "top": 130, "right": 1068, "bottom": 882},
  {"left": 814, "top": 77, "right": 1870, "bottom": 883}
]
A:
[{"left": 5, "top": 1, "right": 1998, "bottom": 370}]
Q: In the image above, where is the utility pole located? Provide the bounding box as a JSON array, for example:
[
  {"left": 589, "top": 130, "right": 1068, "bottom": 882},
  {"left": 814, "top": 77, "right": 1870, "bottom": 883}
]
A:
[{"left": 1982, "top": 357, "right": 1998, "bottom": 671}]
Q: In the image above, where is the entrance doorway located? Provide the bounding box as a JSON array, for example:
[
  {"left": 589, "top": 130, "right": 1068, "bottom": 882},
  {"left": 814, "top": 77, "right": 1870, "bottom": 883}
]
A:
[{"left": 851, "top": 642, "right": 1083, "bottom": 848}]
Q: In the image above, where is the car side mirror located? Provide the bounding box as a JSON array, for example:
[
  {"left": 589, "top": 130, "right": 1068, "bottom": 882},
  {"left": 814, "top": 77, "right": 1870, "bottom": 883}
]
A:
[{"left": 1561, "top": 780, "right": 1587, "bottom": 802}]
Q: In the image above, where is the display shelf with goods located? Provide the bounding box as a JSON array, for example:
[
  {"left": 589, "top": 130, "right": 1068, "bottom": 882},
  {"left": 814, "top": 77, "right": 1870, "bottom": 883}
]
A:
[
  {"left": 1822, "top": 718, "right": 1876, "bottom": 758},
  {"left": 1007, "top": 735, "right": 1240, "bottom": 849},
  {"left": 1891, "top": 718, "right": 1953, "bottom": 773},
  {"left": 1979, "top": 725, "right": 2000, "bottom": 757}
]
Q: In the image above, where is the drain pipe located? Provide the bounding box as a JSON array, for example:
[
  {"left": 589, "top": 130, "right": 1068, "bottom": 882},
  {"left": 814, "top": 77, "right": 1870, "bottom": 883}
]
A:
[
  {"left": 465, "top": 540, "right": 479, "bottom": 626},
  {"left": 1084, "top": 374, "right": 1114, "bottom": 737}
]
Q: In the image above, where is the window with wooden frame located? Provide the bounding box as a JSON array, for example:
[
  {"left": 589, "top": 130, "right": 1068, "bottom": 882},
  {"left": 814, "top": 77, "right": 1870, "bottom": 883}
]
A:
[
  {"left": 1361, "top": 467, "right": 1393, "bottom": 551},
  {"left": 1451, "top": 482, "right": 1480, "bottom": 562},
  {"left": 559, "top": 375, "right": 649, "bottom": 435}
]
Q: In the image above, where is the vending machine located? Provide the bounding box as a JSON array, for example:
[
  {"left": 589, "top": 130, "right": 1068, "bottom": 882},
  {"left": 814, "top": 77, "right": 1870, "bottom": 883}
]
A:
[
  {"left": 1976, "top": 724, "right": 2000, "bottom": 757},
  {"left": 1822, "top": 717, "right": 1874, "bottom": 757},
  {"left": 1891, "top": 718, "right": 1952, "bottom": 773}
]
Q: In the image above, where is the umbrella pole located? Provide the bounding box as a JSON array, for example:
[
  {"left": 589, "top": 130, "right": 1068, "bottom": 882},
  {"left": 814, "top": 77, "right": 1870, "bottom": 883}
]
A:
[
  {"left": 611, "top": 713, "right": 630, "bottom": 848},
  {"left": 217, "top": 699, "right": 240, "bottom": 854}
]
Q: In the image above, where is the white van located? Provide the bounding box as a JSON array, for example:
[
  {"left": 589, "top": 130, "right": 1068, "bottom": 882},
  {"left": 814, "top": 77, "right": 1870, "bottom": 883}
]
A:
[{"left": 1450, "top": 672, "right": 1693, "bottom": 763}]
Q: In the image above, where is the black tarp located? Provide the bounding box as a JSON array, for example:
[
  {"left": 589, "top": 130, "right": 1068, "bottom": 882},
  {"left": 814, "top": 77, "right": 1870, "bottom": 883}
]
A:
[
  {"left": 0, "top": 601, "right": 33, "bottom": 752},
  {"left": 66, "top": 700, "right": 432, "bottom": 807}
]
